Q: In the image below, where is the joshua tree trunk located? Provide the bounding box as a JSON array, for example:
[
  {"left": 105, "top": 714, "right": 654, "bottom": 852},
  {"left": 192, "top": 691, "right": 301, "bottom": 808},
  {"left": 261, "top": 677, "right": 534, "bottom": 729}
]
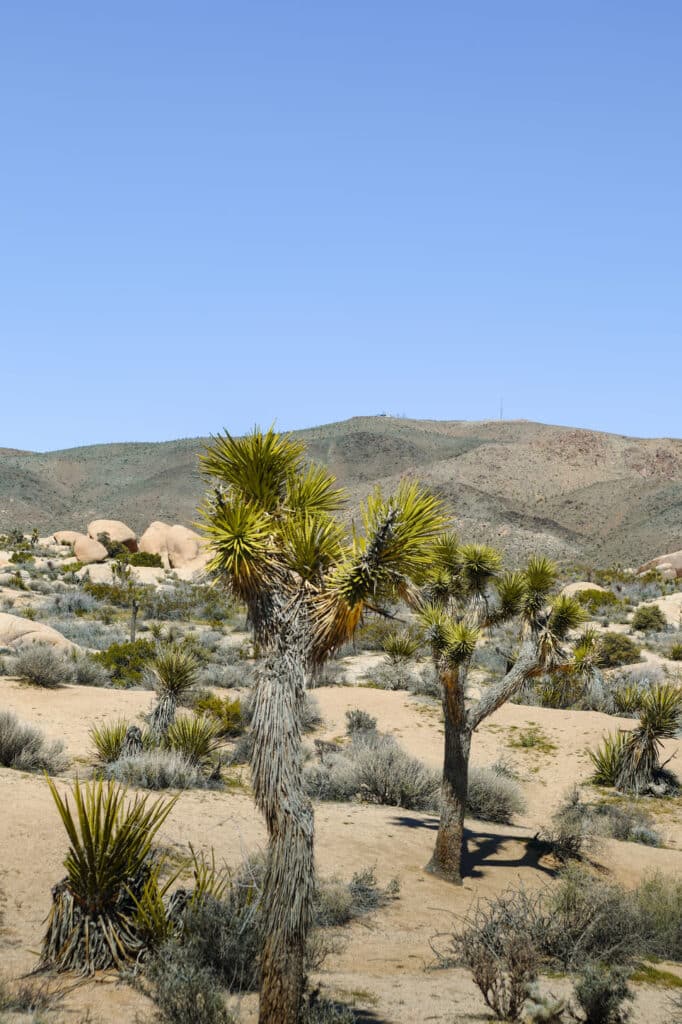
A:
[
  {"left": 426, "top": 639, "right": 541, "bottom": 884},
  {"left": 426, "top": 666, "right": 471, "bottom": 884},
  {"left": 251, "top": 594, "right": 314, "bottom": 1024},
  {"left": 130, "top": 597, "right": 139, "bottom": 643}
]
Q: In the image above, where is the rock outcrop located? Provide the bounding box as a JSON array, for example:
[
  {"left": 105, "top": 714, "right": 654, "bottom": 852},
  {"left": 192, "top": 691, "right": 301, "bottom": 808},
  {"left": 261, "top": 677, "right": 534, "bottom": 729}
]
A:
[
  {"left": 637, "top": 549, "right": 682, "bottom": 580},
  {"left": 73, "top": 535, "right": 108, "bottom": 564},
  {"left": 139, "top": 521, "right": 209, "bottom": 574},
  {"left": 0, "top": 613, "right": 77, "bottom": 651},
  {"left": 53, "top": 530, "right": 83, "bottom": 546},
  {"left": 87, "top": 519, "right": 138, "bottom": 552}
]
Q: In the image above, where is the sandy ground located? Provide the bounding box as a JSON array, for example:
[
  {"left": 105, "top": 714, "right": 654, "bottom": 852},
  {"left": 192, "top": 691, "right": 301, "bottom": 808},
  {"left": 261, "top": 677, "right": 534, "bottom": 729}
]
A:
[{"left": 1, "top": 672, "right": 681, "bottom": 1024}]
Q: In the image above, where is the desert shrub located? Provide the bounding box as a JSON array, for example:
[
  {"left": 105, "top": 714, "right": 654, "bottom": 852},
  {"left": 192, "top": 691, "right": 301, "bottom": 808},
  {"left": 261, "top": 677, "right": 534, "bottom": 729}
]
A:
[
  {"left": 301, "top": 693, "right": 323, "bottom": 731},
  {"left": 123, "top": 551, "right": 164, "bottom": 568},
  {"left": 314, "top": 866, "right": 399, "bottom": 927},
  {"left": 354, "top": 615, "right": 397, "bottom": 651},
  {"left": 635, "top": 871, "right": 682, "bottom": 961},
  {"left": 597, "top": 633, "right": 641, "bottom": 668},
  {"left": 448, "top": 891, "right": 542, "bottom": 1020},
  {"left": 345, "top": 708, "right": 377, "bottom": 735},
  {"left": 612, "top": 682, "right": 646, "bottom": 716},
  {"left": 198, "top": 662, "right": 255, "bottom": 689},
  {"left": 48, "top": 590, "right": 99, "bottom": 616},
  {"left": 670, "top": 643, "right": 682, "bottom": 661},
  {"left": 575, "top": 589, "right": 622, "bottom": 615},
  {"left": 573, "top": 963, "right": 632, "bottom": 1024},
  {"left": 410, "top": 663, "right": 442, "bottom": 698},
  {"left": 369, "top": 660, "right": 422, "bottom": 691},
  {"left": 0, "top": 710, "right": 66, "bottom": 773},
  {"left": 105, "top": 749, "right": 208, "bottom": 790},
  {"left": 70, "top": 651, "right": 111, "bottom": 687},
  {"left": 47, "top": 615, "right": 126, "bottom": 649},
  {"left": 308, "top": 661, "right": 348, "bottom": 688},
  {"left": 13, "top": 643, "right": 72, "bottom": 688},
  {"left": 382, "top": 628, "right": 423, "bottom": 662},
  {"left": 304, "top": 731, "right": 439, "bottom": 811},
  {"left": 466, "top": 765, "right": 526, "bottom": 824},
  {"left": 631, "top": 604, "right": 667, "bottom": 633},
  {"left": 142, "top": 941, "right": 235, "bottom": 1024},
  {"left": 300, "top": 996, "right": 357, "bottom": 1023},
  {"left": 94, "top": 638, "right": 157, "bottom": 686},
  {"left": 193, "top": 695, "right": 244, "bottom": 736}
]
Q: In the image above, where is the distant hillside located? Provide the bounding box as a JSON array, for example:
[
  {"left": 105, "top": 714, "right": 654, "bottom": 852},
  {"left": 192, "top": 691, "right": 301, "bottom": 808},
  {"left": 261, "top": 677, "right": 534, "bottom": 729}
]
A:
[{"left": 1, "top": 417, "right": 681, "bottom": 567}]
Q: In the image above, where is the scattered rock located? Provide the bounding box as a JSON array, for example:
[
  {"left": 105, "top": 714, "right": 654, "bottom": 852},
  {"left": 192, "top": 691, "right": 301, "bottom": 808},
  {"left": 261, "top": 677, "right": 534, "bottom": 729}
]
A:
[
  {"left": 87, "top": 519, "right": 138, "bottom": 552},
  {"left": 139, "top": 521, "right": 209, "bottom": 574},
  {"left": 561, "top": 581, "right": 608, "bottom": 596},
  {"left": 0, "top": 612, "right": 77, "bottom": 651},
  {"left": 53, "top": 530, "right": 84, "bottom": 547},
  {"left": 637, "top": 549, "right": 682, "bottom": 580},
  {"left": 73, "top": 535, "right": 108, "bottom": 564}
]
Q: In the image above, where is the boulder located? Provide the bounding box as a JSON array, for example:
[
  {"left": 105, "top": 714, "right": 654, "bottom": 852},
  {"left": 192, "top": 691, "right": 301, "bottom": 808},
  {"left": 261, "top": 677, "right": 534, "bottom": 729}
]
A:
[
  {"left": 139, "top": 521, "right": 209, "bottom": 574},
  {"left": 87, "top": 519, "right": 138, "bottom": 552},
  {"left": 54, "top": 530, "right": 83, "bottom": 547},
  {"left": 75, "top": 563, "right": 166, "bottom": 586},
  {"left": 73, "top": 535, "right": 108, "bottom": 564},
  {"left": 0, "top": 613, "right": 77, "bottom": 651},
  {"left": 561, "top": 581, "right": 608, "bottom": 597},
  {"left": 636, "top": 549, "right": 682, "bottom": 580}
]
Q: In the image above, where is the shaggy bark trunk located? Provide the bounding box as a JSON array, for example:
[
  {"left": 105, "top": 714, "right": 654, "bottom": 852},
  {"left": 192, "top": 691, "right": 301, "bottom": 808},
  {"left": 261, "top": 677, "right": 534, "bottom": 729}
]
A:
[
  {"left": 426, "top": 667, "right": 471, "bottom": 884},
  {"left": 426, "top": 716, "right": 471, "bottom": 884},
  {"left": 252, "top": 594, "right": 314, "bottom": 1024},
  {"left": 129, "top": 598, "right": 139, "bottom": 643}
]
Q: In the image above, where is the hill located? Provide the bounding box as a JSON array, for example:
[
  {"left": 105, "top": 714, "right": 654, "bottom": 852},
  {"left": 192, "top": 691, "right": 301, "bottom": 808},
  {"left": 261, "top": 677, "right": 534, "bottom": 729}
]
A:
[{"left": 1, "top": 417, "right": 681, "bottom": 566}]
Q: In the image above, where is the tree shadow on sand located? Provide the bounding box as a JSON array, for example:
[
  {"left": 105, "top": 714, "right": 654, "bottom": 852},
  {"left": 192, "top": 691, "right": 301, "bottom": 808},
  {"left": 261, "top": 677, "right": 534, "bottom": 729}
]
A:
[{"left": 389, "top": 815, "right": 558, "bottom": 880}]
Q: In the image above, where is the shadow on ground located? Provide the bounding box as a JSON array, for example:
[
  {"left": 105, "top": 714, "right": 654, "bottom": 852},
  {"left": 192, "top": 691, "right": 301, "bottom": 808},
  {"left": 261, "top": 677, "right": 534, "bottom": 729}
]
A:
[{"left": 389, "top": 816, "right": 557, "bottom": 880}]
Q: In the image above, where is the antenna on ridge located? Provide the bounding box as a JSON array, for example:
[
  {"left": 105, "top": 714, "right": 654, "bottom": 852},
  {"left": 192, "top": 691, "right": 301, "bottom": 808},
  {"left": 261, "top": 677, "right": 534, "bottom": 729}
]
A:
[{"left": 499, "top": 397, "right": 504, "bottom": 420}]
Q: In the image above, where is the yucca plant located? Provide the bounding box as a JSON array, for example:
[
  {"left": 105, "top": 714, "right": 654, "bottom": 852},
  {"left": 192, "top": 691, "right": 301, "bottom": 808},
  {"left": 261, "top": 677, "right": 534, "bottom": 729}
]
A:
[
  {"left": 616, "top": 684, "right": 682, "bottom": 794},
  {"left": 89, "top": 719, "right": 130, "bottom": 765},
  {"left": 589, "top": 732, "right": 629, "bottom": 786},
  {"left": 613, "top": 683, "right": 646, "bottom": 716},
  {"left": 382, "top": 628, "right": 422, "bottom": 663},
  {"left": 148, "top": 644, "right": 200, "bottom": 738},
  {"left": 165, "top": 715, "right": 222, "bottom": 767},
  {"left": 39, "top": 778, "right": 177, "bottom": 973}
]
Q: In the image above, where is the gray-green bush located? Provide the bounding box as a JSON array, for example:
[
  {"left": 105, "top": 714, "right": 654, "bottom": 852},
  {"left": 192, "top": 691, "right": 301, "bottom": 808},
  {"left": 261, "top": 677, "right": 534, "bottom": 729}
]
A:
[{"left": 0, "top": 710, "right": 66, "bottom": 773}]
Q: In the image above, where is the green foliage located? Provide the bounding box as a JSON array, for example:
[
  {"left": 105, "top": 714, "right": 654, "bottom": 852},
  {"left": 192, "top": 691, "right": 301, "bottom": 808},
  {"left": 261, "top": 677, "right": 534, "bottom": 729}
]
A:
[
  {"left": 150, "top": 644, "right": 201, "bottom": 699},
  {"left": 631, "top": 604, "right": 668, "bottom": 633},
  {"left": 573, "top": 963, "right": 632, "bottom": 1024},
  {"left": 96, "top": 531, "right": 128, "bottom": 558},
  {"left": 90, "top": 719, "right": 130, "bottom": 764},
  {"left": 612, "top": 683, "right": 646, "bottom": 715},
  {"left": 193, "top": 695, "right": 244, "bottom": 737},
  {"left": 381, "top": 628, "right": 422, "bottom": 663},
  {"left": 670, "top": 642, "right": 682, "bottom": 661},
  {"left": 40, "top": 778, "right": 176, "bottom": 972},
  {"left": 596, "top": 632, "right": 641, "bottom": 668},
  {"left": 589, "top": 732, "right": 629, "bottom": 786},
  {"left": 575, "top": 588, "right": 622, "bottom": 614},
  {"left": 94, "top": 639, "right": 157, "bottom": 685},
  {"left": 165, "top": 715, "right": 221, "bottom": 766},
  {"left": 117, "top": 550, "right": 164, "bottom": 568},
  {"left": 9, "top": 549, "right": 33, "bottom": 564}
]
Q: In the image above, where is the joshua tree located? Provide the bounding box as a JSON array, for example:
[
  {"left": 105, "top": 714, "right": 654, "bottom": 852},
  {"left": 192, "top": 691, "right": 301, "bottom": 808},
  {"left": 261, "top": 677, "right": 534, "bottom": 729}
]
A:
[
  {"left": 111, "top": 559, "right": 142, "bottom": 642},
  {"left": 148, "top": 644, "right": 200, "bottom": 738},
  {"left": 615, "top": 683, "right": 682, "bottom": 793},
  {"left": 416, "top": 536, "right": 584, "bottom": 883},
  {"left": 200, "top": 427, "right": 446, "bottom": 1024}
]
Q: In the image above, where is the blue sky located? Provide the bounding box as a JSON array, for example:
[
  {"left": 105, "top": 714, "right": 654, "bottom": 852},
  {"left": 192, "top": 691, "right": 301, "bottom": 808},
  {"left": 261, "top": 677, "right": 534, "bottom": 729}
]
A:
[{"left": 1, "top": 2, "right": 681, "bottom": 450}]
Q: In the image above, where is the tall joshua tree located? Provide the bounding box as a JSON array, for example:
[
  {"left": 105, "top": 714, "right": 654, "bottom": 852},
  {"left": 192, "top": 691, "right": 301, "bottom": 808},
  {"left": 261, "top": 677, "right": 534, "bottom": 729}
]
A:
[
  {"left": 417, "top": 536, "right": 584, "bottom": 884},
  {"left": 200, "top": 428, "right": 446, "bottom": 1024}
]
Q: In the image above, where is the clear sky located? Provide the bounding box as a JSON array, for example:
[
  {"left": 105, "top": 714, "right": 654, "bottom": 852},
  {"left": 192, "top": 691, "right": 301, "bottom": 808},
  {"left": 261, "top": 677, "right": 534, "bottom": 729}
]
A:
[{"left": 1, "top": 2, "right": 681, "bottom": 450}]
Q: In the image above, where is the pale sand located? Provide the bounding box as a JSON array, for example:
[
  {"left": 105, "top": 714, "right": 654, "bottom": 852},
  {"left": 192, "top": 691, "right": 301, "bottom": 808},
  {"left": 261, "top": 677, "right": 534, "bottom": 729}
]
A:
[{"left": 1, "top": 675, "right": 681, "bottom": 1023}]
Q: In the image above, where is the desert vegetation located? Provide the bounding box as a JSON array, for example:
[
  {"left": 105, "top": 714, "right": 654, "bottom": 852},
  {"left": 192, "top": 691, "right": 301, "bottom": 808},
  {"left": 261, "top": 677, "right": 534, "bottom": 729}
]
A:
[{"left": 1, "top": 431, "right": 681, "bottom": 1024}]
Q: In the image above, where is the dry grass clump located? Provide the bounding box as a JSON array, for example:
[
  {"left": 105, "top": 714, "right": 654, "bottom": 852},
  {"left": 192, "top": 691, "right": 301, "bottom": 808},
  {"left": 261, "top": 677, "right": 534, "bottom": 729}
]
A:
[
  {"left": 467, "top": 765, "right": 526, "bottom": 824},
  {"left": 104, "top": 749, "right": 209, "bottom": 790},
  {"left": 0, "top": 709, "right": 66, "bottom": 773},
  {"left": 12, "top": 642, "right": 72, "bottom": 688},
  {"left": 304, "top": 731, "right": 440, "bottom": 811}
]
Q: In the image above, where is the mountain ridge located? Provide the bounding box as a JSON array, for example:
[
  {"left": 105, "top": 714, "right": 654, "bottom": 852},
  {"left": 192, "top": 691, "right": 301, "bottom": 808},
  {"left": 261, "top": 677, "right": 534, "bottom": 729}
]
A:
[{"left": 1, "top": 417, "right": 680, "bottom": 567}]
